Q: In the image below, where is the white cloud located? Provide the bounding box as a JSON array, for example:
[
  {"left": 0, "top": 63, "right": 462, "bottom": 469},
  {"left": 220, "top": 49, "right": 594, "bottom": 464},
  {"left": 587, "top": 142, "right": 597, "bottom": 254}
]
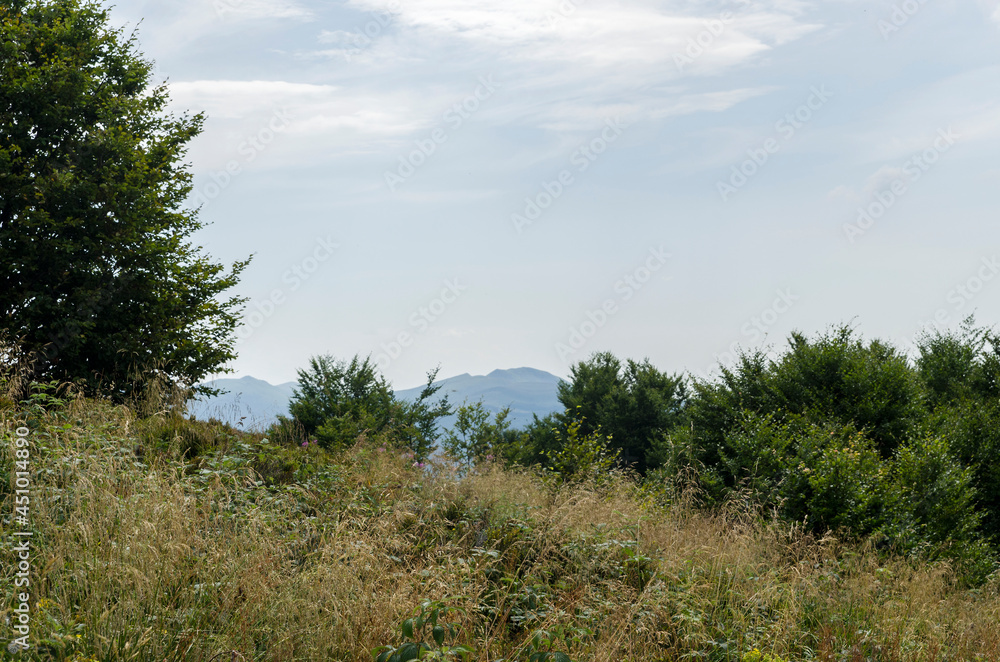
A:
[
  {"left": 339, "top": 0, "right": 819, "bottom": 75},
  {"left": 292, "top": 1, "right": 820, "bottom": 135},
  {"left": 168, "top": 80, "right": 338, "bottom": 118},
  {"left": 213, "top": 0, "right": 313, "bottom": 20}
]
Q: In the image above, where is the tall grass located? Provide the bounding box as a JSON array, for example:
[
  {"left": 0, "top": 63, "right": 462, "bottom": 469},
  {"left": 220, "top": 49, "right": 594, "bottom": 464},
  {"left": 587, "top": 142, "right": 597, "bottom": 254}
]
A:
[{"left": 1, "top": 393, "right": 998, "bottom": 661}]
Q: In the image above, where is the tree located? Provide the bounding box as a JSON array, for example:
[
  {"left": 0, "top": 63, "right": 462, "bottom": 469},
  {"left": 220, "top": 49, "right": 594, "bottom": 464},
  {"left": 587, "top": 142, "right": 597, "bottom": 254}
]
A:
[
  {"left": 686, "top": 325, "right": 922, "bottom": 468},
  {"left": 917, "top": 318, "right": 1000, "bottom": 543},
  {"left": 0, "top": 0, "right": 249, "bottom": 402},
  {"left": 555, "top": 352, "right": 687, "bottom": 473},
  {"left": 441, "top": 400, "right": 511, "bottom": 468},
  {"left": 280, "top": 354, "right": 451, "bottom": 459}
]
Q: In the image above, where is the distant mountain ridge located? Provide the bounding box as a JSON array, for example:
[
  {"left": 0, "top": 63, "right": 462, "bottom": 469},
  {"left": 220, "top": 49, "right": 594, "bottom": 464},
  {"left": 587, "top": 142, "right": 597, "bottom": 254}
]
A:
[
  {"left": 395, "top": 367, "right": 563, "bottom": 431},
  {"left": 187, "top": 367, "right": 564, "bottom": 432},
  {"left": 187, "top": 376, "right": 298, "bottom": 430}
]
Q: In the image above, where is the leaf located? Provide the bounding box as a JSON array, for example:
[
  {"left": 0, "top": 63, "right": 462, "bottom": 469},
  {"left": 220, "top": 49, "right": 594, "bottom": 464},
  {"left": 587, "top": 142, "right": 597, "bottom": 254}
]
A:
[
  {"left": 432, "top": 625, "right": 445, "bottom": 647},
  {"left": 402, "top": 618, "right": 415, "bottom": 640},
  {"left": 398, "top": 642, "right": 421, "bottom": 661}
]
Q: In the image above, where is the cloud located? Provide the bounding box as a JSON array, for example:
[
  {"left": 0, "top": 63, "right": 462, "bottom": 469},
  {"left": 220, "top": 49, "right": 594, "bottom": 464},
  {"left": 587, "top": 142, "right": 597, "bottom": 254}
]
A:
[
  {"left": 336, "top": 0, "right": 819, "bottom": 74},
  {"left": 292, "top": 0, "right": 820, "bottom": 135},
  {"left": 213, "top": 0, "right": 313, "bottom": 20},
  {"left": 168, "top": 81, "right": 338, "bottom": 118}
]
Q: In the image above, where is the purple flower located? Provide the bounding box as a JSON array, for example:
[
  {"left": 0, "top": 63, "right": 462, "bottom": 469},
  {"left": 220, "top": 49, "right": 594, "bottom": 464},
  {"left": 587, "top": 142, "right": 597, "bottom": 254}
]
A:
[{"left": 301, "top": 441, "right": 309, "bottom": 448}]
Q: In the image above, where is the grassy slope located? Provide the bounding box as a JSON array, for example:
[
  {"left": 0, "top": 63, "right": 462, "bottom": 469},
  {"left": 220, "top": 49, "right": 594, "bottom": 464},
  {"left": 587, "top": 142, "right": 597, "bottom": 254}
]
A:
[{"left": 1, "top": 397, "right": 999, "bottom": 662}]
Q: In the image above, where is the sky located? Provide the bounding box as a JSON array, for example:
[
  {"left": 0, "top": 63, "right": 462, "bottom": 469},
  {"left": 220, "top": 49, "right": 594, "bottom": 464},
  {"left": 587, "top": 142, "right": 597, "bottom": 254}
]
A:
[{"left": 107, "top": 0, "right": 1000, "bottom": 390}]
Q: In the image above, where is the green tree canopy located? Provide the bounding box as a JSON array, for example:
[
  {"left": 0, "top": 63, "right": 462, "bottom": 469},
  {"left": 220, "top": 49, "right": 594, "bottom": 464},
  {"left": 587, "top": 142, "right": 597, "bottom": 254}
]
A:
[
  {"left": 687, "top": 325, "right": 922, "bottom": 468},
  {"left": 281, "top": 354, "right": 451, "bottom": 460},
  {"left": 548, "top": 352, "right": 687, "bottom": 473},
  {"left": 0, "top": 0, "right": 248, "bottom": 401}
]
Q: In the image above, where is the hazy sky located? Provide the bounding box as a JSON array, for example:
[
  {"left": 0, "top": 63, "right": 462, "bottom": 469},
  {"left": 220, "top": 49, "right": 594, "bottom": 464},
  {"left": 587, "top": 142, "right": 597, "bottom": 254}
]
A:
[{"left": 108, "top": 0, "right": 1000, "bottom": 389}]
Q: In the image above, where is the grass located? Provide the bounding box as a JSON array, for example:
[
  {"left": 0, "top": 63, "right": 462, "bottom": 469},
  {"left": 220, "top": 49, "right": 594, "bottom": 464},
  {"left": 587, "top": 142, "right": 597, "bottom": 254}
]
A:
[{"left": 1, "top": 392, "right": 999, "bottom": 661}]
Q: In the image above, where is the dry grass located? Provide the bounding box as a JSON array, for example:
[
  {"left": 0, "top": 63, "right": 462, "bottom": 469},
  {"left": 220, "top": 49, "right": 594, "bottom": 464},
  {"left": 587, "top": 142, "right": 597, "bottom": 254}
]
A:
[{"left": 1, "top": 396, "right": 998, "bottom": 662}]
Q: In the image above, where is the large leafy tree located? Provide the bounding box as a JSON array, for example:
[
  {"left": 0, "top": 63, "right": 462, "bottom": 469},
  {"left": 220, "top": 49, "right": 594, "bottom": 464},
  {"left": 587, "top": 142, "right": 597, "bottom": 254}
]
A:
[{"left": 0, "top": 0, "right": 248, "bottom": 401}]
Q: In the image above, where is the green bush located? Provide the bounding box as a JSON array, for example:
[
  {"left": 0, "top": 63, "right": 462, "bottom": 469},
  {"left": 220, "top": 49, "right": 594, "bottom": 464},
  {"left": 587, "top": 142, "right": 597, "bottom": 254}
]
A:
[
  {"left": 137, "top": 414, "right": 237, "bottom": 459},
  {"left": 554, "top": 352, "right": 687, "bottom": 473},
  {"left": 441, "top": 400, "right": 511, "bottom": 469},
  {"left": 278, "top": 354, "right": 450, "bottom": 459},
  {"left": 542, "top": 417, "right": 619, "bottom": 486}
]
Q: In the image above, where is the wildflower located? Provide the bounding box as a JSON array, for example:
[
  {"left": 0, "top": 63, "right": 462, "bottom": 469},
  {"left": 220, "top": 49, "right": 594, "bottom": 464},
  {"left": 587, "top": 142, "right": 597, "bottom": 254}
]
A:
[
  {"left": 301, "top": 441, "right": 309, "bottom": 448},
  {"left": 377, "top": 447, "right": 385, "bottom": 453},
  {"left": 485, "top": 454, "right": 494, "bottom": 461}
]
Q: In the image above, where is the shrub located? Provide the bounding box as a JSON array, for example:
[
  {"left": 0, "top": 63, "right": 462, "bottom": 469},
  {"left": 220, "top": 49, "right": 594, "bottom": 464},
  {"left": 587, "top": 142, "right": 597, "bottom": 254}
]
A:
[
  {"left": 554, "top": 352, "right": 687, "bottom": 473},
  {"left": 279, "top": 354, "right": 450, "bottom": 459},
  {"left": 542, "top": 417, "right": 619, "bottom": 486},
  {"left": 441, "top": 400, "right": 511, "bottom": 469}
]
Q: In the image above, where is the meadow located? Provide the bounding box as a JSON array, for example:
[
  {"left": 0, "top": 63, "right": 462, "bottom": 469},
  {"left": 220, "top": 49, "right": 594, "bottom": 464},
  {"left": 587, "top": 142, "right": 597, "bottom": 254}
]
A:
[{"left": 2, "top": 388, "right": 998, "bottom": 662}]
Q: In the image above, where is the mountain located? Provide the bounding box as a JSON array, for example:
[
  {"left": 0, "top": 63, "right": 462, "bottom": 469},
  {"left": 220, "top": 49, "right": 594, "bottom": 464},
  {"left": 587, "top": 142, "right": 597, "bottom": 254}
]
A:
[
  {"left": 186, "top": 376, "right": 298, "bottom": 431},
  {"left": 395, "top": 367, "right": 564, "bottom": 431},
  {"left": 186, "top": 368, "right": 564, "bottom": 432}
]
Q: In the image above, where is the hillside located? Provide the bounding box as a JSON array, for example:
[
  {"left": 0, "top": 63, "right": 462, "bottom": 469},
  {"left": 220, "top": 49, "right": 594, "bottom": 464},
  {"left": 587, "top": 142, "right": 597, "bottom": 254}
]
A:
[{"left": 2, "top": 395, "right": 999, "bottom": 662}]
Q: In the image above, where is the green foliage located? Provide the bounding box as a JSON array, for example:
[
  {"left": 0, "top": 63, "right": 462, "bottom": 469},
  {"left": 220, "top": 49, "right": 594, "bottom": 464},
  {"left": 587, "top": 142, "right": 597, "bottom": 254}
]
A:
[
  {"left": 542, "top": 416, "right": 619, "bottom": 486},
  {"left": 554, "top": 352, "right": 687, "bottom": 473},
  {"left": 521, "top": 625, "right": 592, "bottom": 662},
  {"left": 0, "top": 0, "right": 249, "bottom": 402},
  {"left": 441, "top": 400, "right": 511, "bottom": 468},
  {"left": 137, "top": 413, "right": 238, "bottom": 459},
  {"left": 886, "top": 434, "right": 996, "bottom": 581},
  {"left": 741, "top": 650, "right": 787, "bottom": 662},
  {"left": 916, "top": 316, "right": 1000, "bottom": 406},
  {"left": 923, "top": 399, "right": 1000, "bottom": 544},
  {"left": 687, "top": 326, "right": 922, "bottom": 469},
  {"left": 374, "top": 600, "right": 474, "bottom": 662},
  {"left": 280, "top": 354, "right": 450, "bottom": 459},
  {"left": 708, "top": 412, "right": 894, "bottom": 536},
  {"left": 769, "top": 327, "right": 922, "bottom": 456},
  {"left": 916, "top": 319, "right": 1000, "bottom": 544}
]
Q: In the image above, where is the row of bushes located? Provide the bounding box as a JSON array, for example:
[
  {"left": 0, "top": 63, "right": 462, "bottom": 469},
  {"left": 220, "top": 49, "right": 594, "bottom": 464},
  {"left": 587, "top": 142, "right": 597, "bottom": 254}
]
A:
[{"left": 264, "top": 318, "right": 1000, "bottom": 583}]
